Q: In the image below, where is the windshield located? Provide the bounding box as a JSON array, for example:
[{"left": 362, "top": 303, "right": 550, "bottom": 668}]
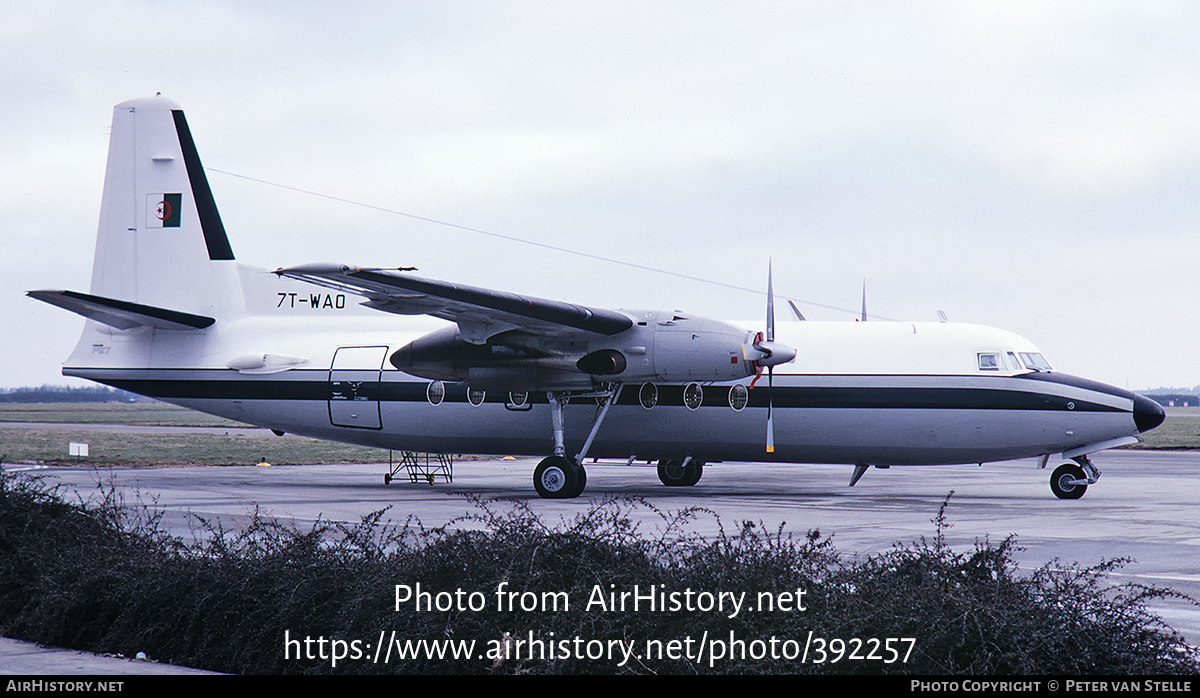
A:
[{"left": 1018, "top": 352, "right": 1052, "bottom": 372}]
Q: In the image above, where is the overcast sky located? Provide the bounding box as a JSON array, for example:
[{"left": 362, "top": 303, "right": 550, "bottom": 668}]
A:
[{"left": 4, "top": 1, "right": 1199, "bottom": 391}]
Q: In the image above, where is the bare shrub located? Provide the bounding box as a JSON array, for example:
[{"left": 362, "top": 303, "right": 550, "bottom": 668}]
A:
[{"left": 0, "top": 472, "right": 1195, "bottom": 674}]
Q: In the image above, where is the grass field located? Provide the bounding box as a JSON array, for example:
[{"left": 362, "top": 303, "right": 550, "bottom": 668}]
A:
[
  {"left": 1132, "top": 407, "right": 1200, "bottom": 449},
  {"left": 0, "top": 403, "right": 391, "bottom": 466},
  {"left": 0, "top": 402, "right": 246, "bottom": 427},
  {"left": 1, "top": 402, "right": 1193, "bottom": 468}
]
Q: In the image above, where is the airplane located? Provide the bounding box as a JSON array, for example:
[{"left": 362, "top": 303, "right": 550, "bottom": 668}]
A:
[{"left": 29, "top": 96, "right": 1165, "bottom": 500}]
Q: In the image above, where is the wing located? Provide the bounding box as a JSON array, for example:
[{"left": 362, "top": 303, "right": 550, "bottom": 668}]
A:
[{"left": 275, "top": 264, "right": 633, "bottom": 343}]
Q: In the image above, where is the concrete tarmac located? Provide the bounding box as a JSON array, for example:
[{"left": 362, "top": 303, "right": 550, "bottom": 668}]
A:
[
  {"left": 0, "top": 636, "right": 219, "bottom": 675},
  {"left": 4, "top": 450, "right": 1198, "bottom": 674}
]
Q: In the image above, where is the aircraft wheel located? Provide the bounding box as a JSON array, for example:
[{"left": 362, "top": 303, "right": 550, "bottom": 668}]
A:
[
  {"left": 575, "top": 462, "right": 587, "bottom": 496},
  {"left": 534, "top": 456, "right": 582, "bottom": 499},
  {"left": 1050, "top": 463, "right": 1087, "bottom": 500},
  {"left": 658, "top": 458, "right": 702, "bottom": 487}
]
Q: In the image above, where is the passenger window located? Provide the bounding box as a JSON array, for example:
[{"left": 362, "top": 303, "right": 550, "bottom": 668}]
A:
[
  {"left": 977, "top": 353, "right": 1001, "bottom": 371},
  {"left": 729, "top": 383, "right": 749, "bottom": 411},
  {"left": 427, "top": 381, "right": 445, "bottom": 405}
]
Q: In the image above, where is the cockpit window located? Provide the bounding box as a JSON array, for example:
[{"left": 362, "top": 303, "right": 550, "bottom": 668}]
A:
[
  {"left": 977, "top": 353, "right": 1001, "bottom": 371},
  {"left": 1007, "top": 352, "right": 1021, "bottom": 371},
  {"left": 1018, "top": 352, "right": 1052, "bottom": 372}
]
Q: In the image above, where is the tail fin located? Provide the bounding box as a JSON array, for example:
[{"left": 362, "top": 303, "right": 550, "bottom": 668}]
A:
[{"left": 81, "top": 95, "right": 242, "bottom": 321}]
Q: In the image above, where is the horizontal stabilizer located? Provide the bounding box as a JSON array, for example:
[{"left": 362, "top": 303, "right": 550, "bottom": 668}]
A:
[{"left": 27, "top": 290, "right": 215, "bottom": 331}]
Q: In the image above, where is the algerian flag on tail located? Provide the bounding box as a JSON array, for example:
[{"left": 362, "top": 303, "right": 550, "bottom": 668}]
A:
[{"left": 146, "top": 193, "right": 182, "bottom": 228}]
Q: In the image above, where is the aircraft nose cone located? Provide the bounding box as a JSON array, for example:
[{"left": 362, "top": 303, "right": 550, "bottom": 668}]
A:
[{"left": 1133, "top": 394, "right": 1166, "bottom": 433}]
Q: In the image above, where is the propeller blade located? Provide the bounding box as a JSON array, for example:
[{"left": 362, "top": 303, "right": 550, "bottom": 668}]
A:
[
  {"left": 757, "top": 260, "right": 788, "bottom": 454},
  {"left": 766, "top": 366, "right": 775, "bottom": 453},
  {"left": 766, "top": 259, "right": 775, "bottom": 343},
  {"left": 766, "top": 260, "right": 775, "bottom": 452}
]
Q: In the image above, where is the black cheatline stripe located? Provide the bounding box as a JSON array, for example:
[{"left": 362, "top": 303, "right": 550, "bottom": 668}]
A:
[
  {"left": 172, "top": 110, "right": 235, "bottom": 261},
  {"left": 768, "top": 386, "right": 1119, "bottom": 412},
  {"left": 90, "top": 377, "right": 1126, "bottom": 413},
  {"left": 614, "top": 384, "right": 1122, "bottom": 413}
]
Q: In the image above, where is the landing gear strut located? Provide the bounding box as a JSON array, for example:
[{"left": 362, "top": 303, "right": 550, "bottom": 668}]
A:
[{"left": 532, "top": 385, "right": 620, "bottom": 499}]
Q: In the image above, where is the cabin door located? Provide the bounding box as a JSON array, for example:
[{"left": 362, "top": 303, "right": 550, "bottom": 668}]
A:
[{"left": 329, "top": 345, "right": 387, "bottom": 429}]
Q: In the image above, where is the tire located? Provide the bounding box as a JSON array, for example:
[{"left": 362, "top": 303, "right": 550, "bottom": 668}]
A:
[
  {"left": 1050, "top": 463, "right": 1088, "bottom": 500},
  {"left": 658, "top": 458, "right": 702, "bottom": 487},
  {"left": 574, "top": 463, "right": 587, "bottom": 497},
  {"left": 534, "top": 456, "right": 581, "bottom": 499}
]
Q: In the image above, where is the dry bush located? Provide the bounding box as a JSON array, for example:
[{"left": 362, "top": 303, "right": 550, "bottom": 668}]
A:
[{"left": 0, "top": 471, "right": 1195, "bottom": 675}]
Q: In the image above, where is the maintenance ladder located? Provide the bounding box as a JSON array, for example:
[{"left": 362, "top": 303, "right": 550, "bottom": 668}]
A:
[{"left": 384, "top": 451, "right": 454, "bottom": 485}]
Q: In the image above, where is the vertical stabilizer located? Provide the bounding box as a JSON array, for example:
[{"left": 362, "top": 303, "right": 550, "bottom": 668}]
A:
[{"left": 89, "top": 96, "right": 242, "bottom": 320}]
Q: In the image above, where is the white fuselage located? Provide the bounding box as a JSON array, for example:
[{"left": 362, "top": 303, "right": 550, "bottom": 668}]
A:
[{"left": 61, "top": 263, "right": 1151, "bottom": 468}]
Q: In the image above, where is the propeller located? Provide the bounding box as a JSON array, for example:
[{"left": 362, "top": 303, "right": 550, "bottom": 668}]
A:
[{"left": 746, "top": 260, "right": 796, "bottom": 453}]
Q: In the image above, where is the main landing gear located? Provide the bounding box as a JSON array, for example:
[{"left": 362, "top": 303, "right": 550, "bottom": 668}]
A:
[
  {"left": 534, "top": 386, "right": 619, "bottom": 499},
  {"left": 531, "top": 385, "right": 707, "bottom": 497},
  {"left": 1049, "top": 454, "right": 1101, "bottom": 500}
]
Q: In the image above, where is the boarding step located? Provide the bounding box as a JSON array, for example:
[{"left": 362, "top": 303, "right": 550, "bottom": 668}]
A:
[{"left": 385, "top": 451, "right": 454, "bottom": 485}]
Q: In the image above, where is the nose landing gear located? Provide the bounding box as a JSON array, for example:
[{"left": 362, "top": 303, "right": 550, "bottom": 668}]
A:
[{"left": 1049, "top": 455, "right": 1101, "bottom": 500}]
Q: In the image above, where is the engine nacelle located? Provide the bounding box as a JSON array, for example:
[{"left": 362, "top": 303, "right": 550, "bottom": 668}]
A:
[{"left": 389, "top": 310, "right": 785, "bottom": 391}]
